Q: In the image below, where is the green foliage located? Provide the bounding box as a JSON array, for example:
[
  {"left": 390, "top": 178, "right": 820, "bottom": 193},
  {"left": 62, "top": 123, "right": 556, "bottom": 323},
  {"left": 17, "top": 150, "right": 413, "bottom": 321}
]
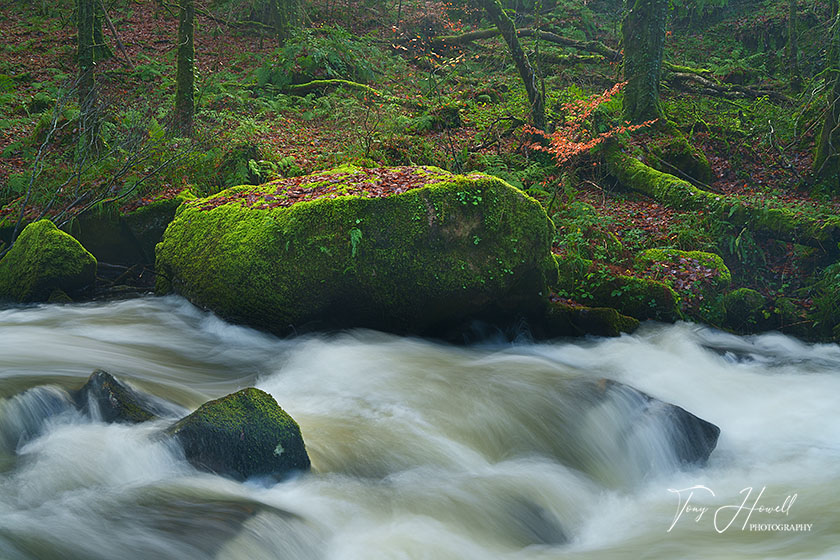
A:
[
  {"left": 255, "top": 26, "right": 381, "bottom": 91},
  {"left": 670, "top": 0, "right": 729, "bottom": 20}
]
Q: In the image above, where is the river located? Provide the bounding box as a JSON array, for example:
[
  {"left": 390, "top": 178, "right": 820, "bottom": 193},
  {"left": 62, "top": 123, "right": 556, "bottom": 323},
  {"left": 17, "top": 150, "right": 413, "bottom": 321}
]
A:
[{"left": 0, "top": 296, "right": 837, "bottom": 559}]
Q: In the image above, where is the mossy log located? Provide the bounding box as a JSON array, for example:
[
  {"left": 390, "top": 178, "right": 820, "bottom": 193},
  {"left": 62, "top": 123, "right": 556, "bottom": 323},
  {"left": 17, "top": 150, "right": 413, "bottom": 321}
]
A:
[
  {"left": 282, "top": 80, "right": 421, "bottom": 109},
  {"left": 424, "top": 28, "right": 621, "bottom": 60},
  {"left": 665, "top": 71, "right": 793, "bottom": 105},
  {"left": 605, "top": 143, "right": 840, "bottom": 254}
]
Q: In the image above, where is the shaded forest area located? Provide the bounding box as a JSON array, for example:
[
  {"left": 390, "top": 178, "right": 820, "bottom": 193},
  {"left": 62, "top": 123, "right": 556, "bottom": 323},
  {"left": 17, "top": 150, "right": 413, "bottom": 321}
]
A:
[{"left": 3, "top": 0, "right": 840, "bottom": 339}]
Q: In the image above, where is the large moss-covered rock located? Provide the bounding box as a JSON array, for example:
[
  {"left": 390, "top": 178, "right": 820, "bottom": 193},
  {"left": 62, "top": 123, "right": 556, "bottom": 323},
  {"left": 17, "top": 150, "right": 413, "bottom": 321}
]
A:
[
  {"left": 0, "top": 219, "right": 96, "bottom": 302},
  {"left": 648, "top": 132, "right": 713, "bottom": 184},
  {"left": 167, "top": 388, "right": 310, "bottom": 481},
  {"left": 156, "top": 166, "right": 558, "bottom": 335}
]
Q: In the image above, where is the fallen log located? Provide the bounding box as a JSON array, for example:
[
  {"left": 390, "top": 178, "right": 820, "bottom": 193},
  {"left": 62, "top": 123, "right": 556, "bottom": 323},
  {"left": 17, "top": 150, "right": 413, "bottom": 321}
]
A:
[
  {"left": 423, "top": 28, "right": 621, "bottom": 60},
  {"left": 604, "top": 142, "right": 840, "bottom": 253},
  {"left": 665, "top": 72, "right": 793, "bottom": 105}
]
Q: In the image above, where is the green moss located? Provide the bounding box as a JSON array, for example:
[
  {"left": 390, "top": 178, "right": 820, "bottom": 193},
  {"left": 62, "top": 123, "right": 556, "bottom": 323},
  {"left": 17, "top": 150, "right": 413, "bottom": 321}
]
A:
[
  {"left": 722, "top": 288, "right": 768, "bottom": 333},
  {"left": 648, "top": 133, "right": 713, "bottom": 184},
  {"left": 156, "top": 166, "right": 558, "bottom": 335},
  {"left": 605, "top": 142, "right": 840, "bottom": 251},
  {"left": 554, "top": 253, "right": 681, "bottom": 322},
  {"left": 0, "top": 219, "right": 97, "bottom": 302},
  {"left": 540, "top": 301, "right": 639, "bottom": 338},
  {"left": 167, "top": 387, "right": 310, "bottom": 480},
  {"left": 636, "top": 248, "right": 731, "bottom": 324}
]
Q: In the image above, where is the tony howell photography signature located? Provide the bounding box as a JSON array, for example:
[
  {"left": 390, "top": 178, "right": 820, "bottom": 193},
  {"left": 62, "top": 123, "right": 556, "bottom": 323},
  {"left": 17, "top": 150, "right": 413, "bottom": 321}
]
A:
[{"left": 667, "top": 485, "right": 813, "bottom": 534}]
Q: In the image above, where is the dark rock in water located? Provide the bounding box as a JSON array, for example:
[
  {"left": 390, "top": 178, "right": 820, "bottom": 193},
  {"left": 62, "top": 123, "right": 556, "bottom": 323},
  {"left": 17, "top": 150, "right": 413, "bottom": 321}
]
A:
[
  {"left": 598, "top": 379, "right": 720, "bottom": 466},
  {"left": 167, "top": 388, "right": 310, "bottom": 481},
  {"left": 74, "top": 370, "right": 182, "bottom": 424}
]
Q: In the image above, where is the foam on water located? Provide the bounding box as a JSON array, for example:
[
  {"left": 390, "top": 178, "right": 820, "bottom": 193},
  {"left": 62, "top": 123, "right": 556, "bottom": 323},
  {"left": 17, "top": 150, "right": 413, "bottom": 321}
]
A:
[{"left": 0, "top": 297, "right": 837, "bottom": 559}]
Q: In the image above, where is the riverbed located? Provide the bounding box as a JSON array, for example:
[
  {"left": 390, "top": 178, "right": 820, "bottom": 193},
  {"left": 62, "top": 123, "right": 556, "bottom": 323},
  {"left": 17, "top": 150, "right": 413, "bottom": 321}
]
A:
[{"left": 1, "top": 296, "right": 837, "bottom": 559}]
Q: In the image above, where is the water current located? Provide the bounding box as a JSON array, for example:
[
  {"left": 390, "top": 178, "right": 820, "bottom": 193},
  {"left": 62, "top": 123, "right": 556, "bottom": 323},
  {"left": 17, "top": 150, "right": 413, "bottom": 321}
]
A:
[{"left": 0, "top": 296, "right": 837, "bottom": 559}]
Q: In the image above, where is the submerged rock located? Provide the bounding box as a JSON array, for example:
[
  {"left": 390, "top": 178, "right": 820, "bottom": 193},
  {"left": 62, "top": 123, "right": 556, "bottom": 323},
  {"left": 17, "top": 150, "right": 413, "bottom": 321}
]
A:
[
  {"left": 74, "top": 370, "right": 183, "bottom": 424},
  {"left": 167, "top": 388, "right": 310, "bottom": 481},
  {"left": 0, "top": 219, "right": 96, "bottom": 303},
  {"left": 594, "top": 380, "right": 720, "bottom": 466},
  {"left": 155, "top": 165, "right": 558, "bottom": 336}
]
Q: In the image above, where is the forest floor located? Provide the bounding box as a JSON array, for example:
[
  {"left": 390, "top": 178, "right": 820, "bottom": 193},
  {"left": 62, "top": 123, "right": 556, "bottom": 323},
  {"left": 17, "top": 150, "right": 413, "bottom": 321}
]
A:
[{"left": 1, "top": 0, "right": 838, "bottom": 335}]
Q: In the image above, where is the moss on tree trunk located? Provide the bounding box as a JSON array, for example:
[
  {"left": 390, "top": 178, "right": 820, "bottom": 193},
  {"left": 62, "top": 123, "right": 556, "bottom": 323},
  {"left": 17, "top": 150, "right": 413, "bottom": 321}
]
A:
[
  {"left": 622, "top": 0, "right": 668, "bottom": 123},
  {"left": 77, "top": 0, "right": 97, "bottom": 151},
  {"left": 815, "top": 14, "right": 840, "bottom": 187},
  {"left": 787, "top": 0, "right": 801, "bottom": 92},
  {"left": 174, "top": 0, "right": 195, "bottom": 136},
  {"left": 479, "top": 0, "right": 545, "bottom": 130}
]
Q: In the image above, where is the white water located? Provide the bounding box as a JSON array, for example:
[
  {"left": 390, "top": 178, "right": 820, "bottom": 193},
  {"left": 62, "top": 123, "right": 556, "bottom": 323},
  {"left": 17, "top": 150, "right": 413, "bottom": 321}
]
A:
[{"left": 0, "top": 297, "right": 838, "bottom": 559}]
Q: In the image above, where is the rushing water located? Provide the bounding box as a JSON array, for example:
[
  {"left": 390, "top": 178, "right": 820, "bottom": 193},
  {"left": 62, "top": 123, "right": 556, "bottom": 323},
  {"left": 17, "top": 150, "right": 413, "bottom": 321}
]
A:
[{"left": 0, "top": 296, "right": 838, "bottom": 559}]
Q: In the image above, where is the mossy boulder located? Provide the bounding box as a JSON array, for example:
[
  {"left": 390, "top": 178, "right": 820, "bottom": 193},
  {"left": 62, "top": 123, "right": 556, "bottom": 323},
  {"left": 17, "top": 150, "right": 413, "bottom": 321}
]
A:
[
  {"left": 156, "top": 165, "right": 558, "bottom": 335},
  {"left": 167, "top": 388, "right": 310, "bottom": 481},
  {"left": 636, "top": 248, "right": 731, "bottom": 324},
  {"left": 554, "top": 254, "right": 681, "bottom": 322},
  {"left": 0, "top": 219, "right": 96, "bottom": 303},
  {"left": 538, "top": 301, "right": 640, "bottom": 338}
]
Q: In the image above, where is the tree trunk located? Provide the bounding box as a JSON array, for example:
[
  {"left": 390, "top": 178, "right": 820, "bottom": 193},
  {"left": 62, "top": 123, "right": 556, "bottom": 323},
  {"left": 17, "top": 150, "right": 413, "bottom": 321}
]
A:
[
  {"left": 479, "top": 0, "right": 545, "bottom": 130},
  {"left": 93, "top": 1, "right": 112, "bottom": 60},
  {"left": 77, "top": 0, "right": 98, "bottom": 151},
  {"left": 788, "top": 0, "right": 801, "bottom": 92},
  {"left": 267, "top": 0, "right": 299, "bottom": 44},
  {"left": 174, "top": 0, "right": 195, "bottom": 136},
  {"left": 815, "top": 14, "right": 840, "bottom": 187},
  {"left": 622, "top": 0, "right": 668, "bottom": 123}
]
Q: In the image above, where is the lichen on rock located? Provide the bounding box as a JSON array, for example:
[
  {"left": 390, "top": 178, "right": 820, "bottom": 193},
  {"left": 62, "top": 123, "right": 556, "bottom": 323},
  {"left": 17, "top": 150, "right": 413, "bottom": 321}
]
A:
[{"left": 0, "top": 219, "right": 97, "bottom": 303}]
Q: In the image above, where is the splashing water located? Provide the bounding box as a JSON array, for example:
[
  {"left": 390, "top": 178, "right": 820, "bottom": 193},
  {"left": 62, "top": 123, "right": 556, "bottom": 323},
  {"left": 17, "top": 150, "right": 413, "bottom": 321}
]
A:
[{"left": 0, "top": 296, "right": 837, "bottom": 559}]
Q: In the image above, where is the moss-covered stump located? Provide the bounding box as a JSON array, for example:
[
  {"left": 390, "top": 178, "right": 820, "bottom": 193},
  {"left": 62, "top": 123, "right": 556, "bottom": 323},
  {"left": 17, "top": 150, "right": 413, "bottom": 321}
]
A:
[
  {"left": 0, "top": 219, "right": 96, "bottom": 303},
  {"left": 554, "top": 254, "right": 681, "bottom": 322},
  {"left": 167, "top": 388, "right": 310, "bottom": 481},
  {"left": 636, "top": 248, "right": 730, "bottom": 324},
  {"left": 538, "top": 301, "right": 640, "bottom": 338},
  {"left": 156, "top": 166, "right": 558, "bottom": 335}
]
